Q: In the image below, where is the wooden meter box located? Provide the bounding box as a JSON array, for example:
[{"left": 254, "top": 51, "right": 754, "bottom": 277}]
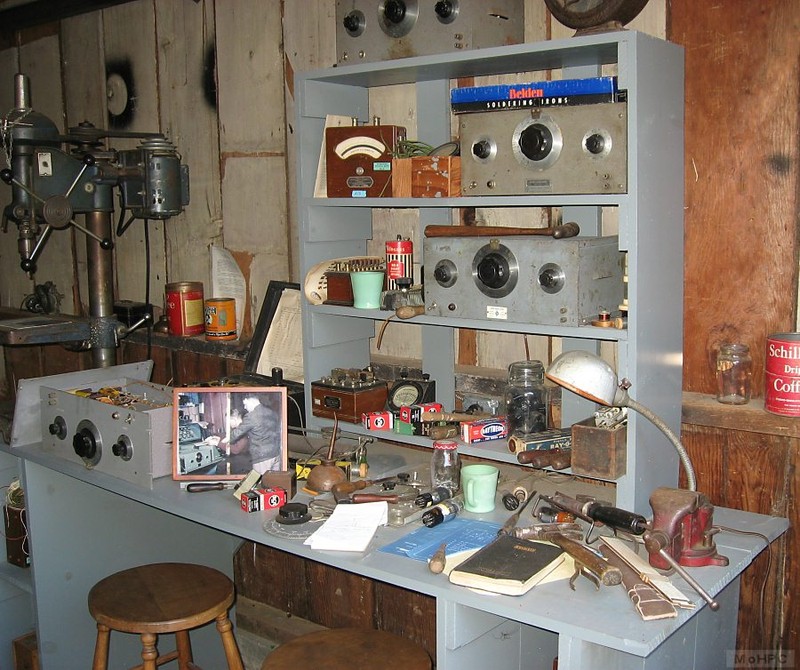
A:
[
  {"left": 570, "top": 418, "right": 627, "bottom": 479},
  {"left": 392, "top": 156, "right": 461, "bottom": 197},
  {"left": 325, "top": 124, "right": 406, "bottom": 197}
]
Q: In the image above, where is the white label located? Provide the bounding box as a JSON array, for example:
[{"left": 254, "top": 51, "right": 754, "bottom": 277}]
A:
[
  {"left": 486, "top": 305, "right": 507, "bottom": 320},
  {"left": 37, "top": 152, "right": 53, "bottom": 177}
]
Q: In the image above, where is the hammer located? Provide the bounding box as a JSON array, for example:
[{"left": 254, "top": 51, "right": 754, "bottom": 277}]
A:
[{"left": 423, "top": 221, "right": 580, "bottom": 239}]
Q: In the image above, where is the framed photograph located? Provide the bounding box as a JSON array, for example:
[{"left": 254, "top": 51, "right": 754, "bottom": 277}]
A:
[{"left": 173, "top": 386, "right": 288, "bottom": 481}]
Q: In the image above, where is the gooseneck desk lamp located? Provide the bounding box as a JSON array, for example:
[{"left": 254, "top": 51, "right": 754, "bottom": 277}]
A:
[{"left": 545, "top": 350, "right": 696, "bottom": 492}]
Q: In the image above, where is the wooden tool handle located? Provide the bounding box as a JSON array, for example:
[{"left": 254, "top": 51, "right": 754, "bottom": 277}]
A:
[
  {"left": 549, "top": 533, "right": 622, "bottom": 586},
  {"left": 396, "top": 305, "right": 425, "bottom": 319},
  {"left": 423, "top": 222, "right": 579, "bottom": 239},
  {"left": 351, "top": 493, "right": 399, "bottom": 504}
]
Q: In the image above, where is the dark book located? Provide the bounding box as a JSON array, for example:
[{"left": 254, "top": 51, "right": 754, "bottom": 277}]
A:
[{"left": 449, "top": 535, "right": 566, "bottom": 596}]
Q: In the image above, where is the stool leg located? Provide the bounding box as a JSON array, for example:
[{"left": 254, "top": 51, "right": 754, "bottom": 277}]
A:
[
  {"left": 176, "top": 630, "right": 193, "bottom": 670},
  {"left": 140, "top": 632, "right": 158, "bottom": 670},
  {"left": 215, "top": 613, "right": 244, "bottom": 670},
  {"left": 92, "top": 623, "right": 111, "bottom": 670}
]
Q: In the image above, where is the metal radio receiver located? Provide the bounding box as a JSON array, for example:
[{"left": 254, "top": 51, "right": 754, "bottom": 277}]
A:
[
  {"left": 335, "top": 0, "right": 524, "bottom": 64},
  {"left": 423, "top": 234, "right": 624, "bottom": 326},
  {"left": 460, "top": 102, "right": 627, "bottom": 195}
]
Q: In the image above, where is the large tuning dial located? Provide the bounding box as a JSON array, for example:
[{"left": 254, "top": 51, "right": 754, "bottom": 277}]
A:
[{"left": 72, "top": 420, "right": 102, "bottom": 465}]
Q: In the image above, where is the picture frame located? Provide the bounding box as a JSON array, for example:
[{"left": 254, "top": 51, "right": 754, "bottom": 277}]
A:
[
  {"left": 245, "top": 280, "right": 303, "bottom": 383},
  {"left": 173, "top": 386, "right": 288, "bottom": 481}
]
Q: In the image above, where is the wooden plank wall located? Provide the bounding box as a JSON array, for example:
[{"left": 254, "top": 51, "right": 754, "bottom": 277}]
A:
[{"left": 669, "top": 0, "right": 800, "bottom": 396}]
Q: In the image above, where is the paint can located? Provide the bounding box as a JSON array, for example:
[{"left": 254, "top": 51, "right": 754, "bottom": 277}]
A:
[
  {"left": 165, "top": 281, "right": 205, "bottom": 336},
  {"left": 204, "top": 297, "right": 237, "bottom": 341},
  {"left": 385, "top": 236, "right": 413, "bottom": 290},
  {"left": 765, "top": 332, "right": 800, "bottom": 416}
]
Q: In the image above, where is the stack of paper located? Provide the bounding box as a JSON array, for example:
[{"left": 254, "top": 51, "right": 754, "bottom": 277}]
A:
[{"left": 304, "top": 502, "right": 388, "bottom": 552}]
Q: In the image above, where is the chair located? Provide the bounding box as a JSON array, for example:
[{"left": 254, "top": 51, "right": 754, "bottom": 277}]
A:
[
  {"left": 88, "top": 562, "right": 244, "bottom": 670},
  {"left": 260, "top": 627, "right": 431, "bottom": 670}
]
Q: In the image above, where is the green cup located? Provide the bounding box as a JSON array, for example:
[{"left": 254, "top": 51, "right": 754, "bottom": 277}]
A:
[
  {"left": 350, "top": 271, "right": 385, "bottom": 309},
  {"left": 461, "top": 463, "right": 499, "bottom": 513}
]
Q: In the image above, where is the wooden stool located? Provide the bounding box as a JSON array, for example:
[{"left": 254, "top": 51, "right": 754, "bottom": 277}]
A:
[
  {"left": 88, "top": 562, "right": 244, "bottom": 670},
  {"left": 260, "top": 627, "right": 431, "bottom": 670}
]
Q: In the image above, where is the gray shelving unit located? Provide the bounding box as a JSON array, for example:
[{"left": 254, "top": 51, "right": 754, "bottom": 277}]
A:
[{"left": 295, "top": 30, "right": 684, "bottom": 514}]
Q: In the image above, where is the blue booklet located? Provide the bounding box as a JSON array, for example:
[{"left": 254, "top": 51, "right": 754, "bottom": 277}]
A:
[{"left": 380, "top": 518, "right": 500, "bottom": 562}]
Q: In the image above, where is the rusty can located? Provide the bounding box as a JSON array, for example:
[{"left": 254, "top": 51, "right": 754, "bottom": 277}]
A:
[
  {"left": 204, "top": 297, "right": 237, "bottom": 341},
  {"left": 766, "top": 333, "right": 800, "bottom": 416},
  {"left": 165, "top": 281, "right": 205, "bottom": 336}
]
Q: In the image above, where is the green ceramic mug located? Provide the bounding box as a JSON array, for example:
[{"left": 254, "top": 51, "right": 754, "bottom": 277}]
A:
[
  {"left": 461, "top": 463, "right": 499, "bottom": 513},
  {"left": 350, "top": 271, "right": 385, "bottom": 309}
]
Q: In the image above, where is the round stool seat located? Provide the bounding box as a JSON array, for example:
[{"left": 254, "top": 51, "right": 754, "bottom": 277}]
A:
[
  {"left": 261, "top": 628, "right": 431, "bottom": 670},
  {"left": 88, "top": 562, "right": 243, "bottom": 670},
  {"left": 89, "top": 562, "right": 234, "bottom": 634}
]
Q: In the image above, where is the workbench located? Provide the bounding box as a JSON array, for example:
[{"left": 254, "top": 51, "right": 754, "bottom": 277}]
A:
[{"left": 4, "top": 440, "right": 788, "bottom": 670}]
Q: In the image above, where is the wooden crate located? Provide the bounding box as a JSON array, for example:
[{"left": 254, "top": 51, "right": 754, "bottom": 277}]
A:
[
  {"left": 570, "top": 418, "right": 626, "bottom": 479},
  {"left": 392, "top": 157, "right": 460, "bottom": 197},
  {"left": 13, "top": 632, "right": 39, "bottom": 670}
]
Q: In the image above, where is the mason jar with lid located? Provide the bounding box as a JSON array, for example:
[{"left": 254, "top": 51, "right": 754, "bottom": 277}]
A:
[
  {"left": 504, "top": 360, "right": 548, "bottom": 438},
  {"left": 716, "top": 343, "right": 752, "bottom": 405}
]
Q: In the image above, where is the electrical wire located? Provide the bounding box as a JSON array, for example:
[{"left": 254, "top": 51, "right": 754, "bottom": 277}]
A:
[{"left": 716, "top": 525, "right": 772, "bottom": 643}]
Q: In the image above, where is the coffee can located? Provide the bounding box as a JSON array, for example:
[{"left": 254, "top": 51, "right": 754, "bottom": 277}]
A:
[
  {"left": 385, "top": 236, "right": 413, "bottom": 290},
  {"left": 165, "top": 281, "right": 205, "bottom": 336},
  {"left": 765, "top": 333, "right": 800, "bottom": 416},
  {"left": 204, "top": 297, "right": 237, "bottom": 341}
]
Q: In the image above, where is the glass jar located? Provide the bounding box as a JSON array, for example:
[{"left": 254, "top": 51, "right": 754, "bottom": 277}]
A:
[
  {"left": 716, "top": 343, "right": 752, "bottom": 405},
  {"left": 504, "top": 360, "right": 548, "bottom": 438},
  {"left": 431, "top": 440, "right": 460, "bottom": 491}
]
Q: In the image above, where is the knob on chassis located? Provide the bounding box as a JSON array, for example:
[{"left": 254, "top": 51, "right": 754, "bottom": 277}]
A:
[{"left": 72, "top": 419, "right": 102, "bottom": 466}]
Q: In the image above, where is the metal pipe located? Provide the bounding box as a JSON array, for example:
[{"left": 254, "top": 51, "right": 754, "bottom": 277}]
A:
[{"left": 85, "top": 210, "right": 115, "bottom": 367}]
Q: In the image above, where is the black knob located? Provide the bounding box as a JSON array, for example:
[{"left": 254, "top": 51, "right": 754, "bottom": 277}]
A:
[
  {"left": 384, "top": 0, "right": 406, "bottom": 24},
  {"left": 343, "top": 11, "right": 362, "bottom": 33},
  {"left": 20, "top": 258, "right": 35, "bottom": 273},
  {"left": 83, "top": 153, "right": 96, "bottom": 166},
  {"left": 100, "top": 238, "right": 114, "bottom": 250},
  {"left": 272, "top": 367, "right": 284, "bottom": 385},
  {"left": 472, "top": 139, "right": 492, "bottom": 160},
  {"left": 518, "top": 124, "right": 553, "bottom": 161},
  {"left": 476, "top": 254, "right": 509, "bottom": 289},
  {"left": 434, "top": 0, "right": 455, "bottom": 19},
  {"left": 48, "top": 419, "right": 67, "bottom": 440},
  {"left": 112, "top": 440, "right": 129, "bottom": 458},
  {"left": 539, "top": 268, "right": 560, "bottom": 289},
  {"left": 73, "top": 428, "right": 98, "bottom": 459},
  {"left": 433, "top": 264, "right": 452, "bottom": 284},
  {"left": 585, "top": 133, "right": 606, "bottom": 155},
  {"left": 0, "top": 168, "right": 12, "bottom": 184}
]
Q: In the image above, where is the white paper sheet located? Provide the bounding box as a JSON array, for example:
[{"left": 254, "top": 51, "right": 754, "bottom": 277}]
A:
[{"left": 304, "top": 501, "right": 388, "bottom": 552}]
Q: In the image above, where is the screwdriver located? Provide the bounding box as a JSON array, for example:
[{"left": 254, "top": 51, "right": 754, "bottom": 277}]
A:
[{"left": 330, "top": 476, "right": 395, "bottom": 501}]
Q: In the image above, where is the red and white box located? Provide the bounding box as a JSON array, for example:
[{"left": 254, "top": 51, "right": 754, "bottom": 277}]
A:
[
  {"left": 240, "top": 487, "right": 287, "bottom": 512},
  {"left": 399, "top": 402, "right": 442, "bottom": 424},
  {"left": 460, "top": 416, "right": 508, "bottom": 444},
  {"left": 362, "top": 410, "right": 395, "bottom": 430}
]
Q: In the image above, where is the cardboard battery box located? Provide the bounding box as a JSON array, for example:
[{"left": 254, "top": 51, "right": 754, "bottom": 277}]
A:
[
  {"left": 461, "top": 416, "right": 508, "bottom": 444},
  {"left": 241, "top": 487, "right": 287, "bottom": 513},
  {"left": 363, "top": 410, "right": 395, "bottom": 431},
  {"left": 399, "top": 402, "right": 442, "bottom": 424}
]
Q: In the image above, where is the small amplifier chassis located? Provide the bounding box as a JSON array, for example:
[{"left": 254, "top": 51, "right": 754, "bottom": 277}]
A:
[
  {"left": 423, "top": 235, "right": 623, "bottom": 326},
  {"left": 335, "top": 0, "right": 524, "bottom": 65},
  {"left": 40, "top": 378, "right": 173, "bottom": 488},
  {"left": 460, "top": 102, "right": 627, "bottom": 195}
]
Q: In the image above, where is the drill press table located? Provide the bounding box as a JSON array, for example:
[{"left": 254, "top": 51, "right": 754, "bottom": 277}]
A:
[{"left": 5, "top": 439, "right": 788, "bottom": 670}]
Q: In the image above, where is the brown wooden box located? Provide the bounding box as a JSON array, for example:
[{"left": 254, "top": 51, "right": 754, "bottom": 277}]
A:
[
  {"left": 13, "top": 632, "right": 39, "bottom": 670},
  {"left": 570, "top": 418, "right": 627, "bottom": 479},
  {"left": 391, "top": 157, "right": 461, "bottom": 197},
  {"left": 4, "top": 505, "right": 29, "bottom": 568},
  {"left": 310, "top": 382, "right": 388, "bottom": 424}
]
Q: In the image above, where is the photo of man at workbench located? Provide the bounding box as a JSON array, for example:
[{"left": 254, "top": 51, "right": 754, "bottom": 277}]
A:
[{"left": 224, "top": 391, "right": 284, "bottom": 473}]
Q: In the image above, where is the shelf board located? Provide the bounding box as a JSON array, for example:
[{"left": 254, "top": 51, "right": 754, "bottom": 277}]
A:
[
  {"left": 308, "top": 194, "right": 628, "bottom": 208},
  {"left": 309, "top": 304, "right": 627, "bottom": 341}
]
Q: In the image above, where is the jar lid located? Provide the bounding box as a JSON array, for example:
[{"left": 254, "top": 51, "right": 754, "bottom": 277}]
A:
[{"left": 433, "top": 440, "right": 458, "bottom": 450}]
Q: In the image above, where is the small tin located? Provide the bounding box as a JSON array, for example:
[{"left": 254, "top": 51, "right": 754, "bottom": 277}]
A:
[
  {"left": 165, "top": 282, "right": 204, "bottom": 336},
  {"left": 204, "top": 297, "right": 237, "bottom": 341}
]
